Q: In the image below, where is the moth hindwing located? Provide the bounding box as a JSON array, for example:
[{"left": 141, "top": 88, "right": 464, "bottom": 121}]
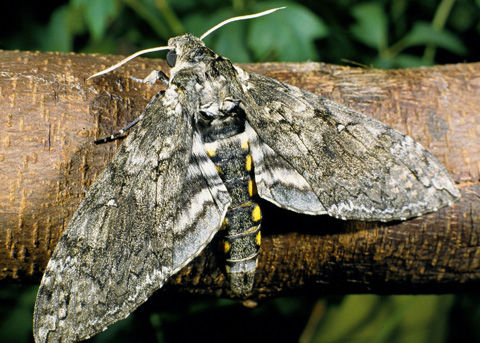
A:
[{"left": 33, "top": 8, "right": 460, "bottom": 343}]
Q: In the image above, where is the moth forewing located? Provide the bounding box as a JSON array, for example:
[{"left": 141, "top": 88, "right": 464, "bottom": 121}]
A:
[{"left": 34, "top": 8, "right": 459, "bottom": 343}]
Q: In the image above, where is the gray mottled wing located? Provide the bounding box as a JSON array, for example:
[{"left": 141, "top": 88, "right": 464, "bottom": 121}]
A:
[
  {"left": 235, "top": 68, "right": 459, "bottom": 221},
  {"left": 33, "top": 87, "right": 230, "bottom": 343}
]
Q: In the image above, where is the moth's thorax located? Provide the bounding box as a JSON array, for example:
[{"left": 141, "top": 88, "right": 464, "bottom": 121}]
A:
[
  {"left": 196, "top": 109, "right": 245, "bottom": 143},
  {"left": 195, "top": 77, "right": 245, "bottom": 142}
]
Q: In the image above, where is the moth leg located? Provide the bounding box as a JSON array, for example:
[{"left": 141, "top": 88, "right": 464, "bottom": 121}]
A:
[
  {"left": 95, "top": 89, "right": 166, "bottom": 144},
  {"left": 130, "top": 70, "right": 169, "bottom": 86},
  {"left": 96, "top": 70, "right": 170, "bottom": 144},
  {"left": 94, "top": 114, "right": 144, "bottom": 144}
]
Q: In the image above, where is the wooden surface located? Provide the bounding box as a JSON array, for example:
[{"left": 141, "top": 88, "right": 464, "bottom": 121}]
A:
[{"left": 0, "top": 50, "right": 478, "bottom": 299}]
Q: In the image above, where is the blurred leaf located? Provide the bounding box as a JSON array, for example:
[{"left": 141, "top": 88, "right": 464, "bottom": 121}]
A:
[
  {"left": 169, "top": 0, "right": 198, "bottom": 12},
  {"left": 312, "top": 295, "right": 386, "bottom": 342},
  {"left": 81, "top": 37, "right": 120, "bottom": 54},
  {"left": 213, "top": 22, "right": 252, "bottom": 62},
  {"left": 79, "top": 0, "right": 118, "bottom": 41},
  {"left": 248, "top": 2, "right": 329, "bottom": 62},
  {"left": 393, "top": 53, "right": 434, "bottom": 68},
  {"left": 402, "top": 22, "right": 467, "bottom": 55},
  {"left": 183, "top": 10, "right": 223, "bottom": 38},
  {"left": 373, "top": 53, "right": 432, "bottom": 69},
  {"left": 449, "top": 2, "right": 477, "bottom": 32},
  {"left": 350, "top": 2, "right": 388, "bottom": 51},
  {"left": 42, "top": 5, "right": 84, "bottom": 51},
  {"left": 311, "top": 295, "right": 454, "bottom": 343},
  {"left": 123, "top": 0, "right": 172, "bottom": 40}
]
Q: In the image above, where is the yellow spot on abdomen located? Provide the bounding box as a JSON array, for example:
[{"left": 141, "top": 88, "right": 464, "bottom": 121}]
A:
[
  {"left": 245, "top": 154, "right": 252, "bottom": 172},
  {"left": 248, "top": 180, "right": 257, "bottom": 196},
  {"left": 220, "top": 218, "right": 228, "bottom": 230},
  {"left": 252, "top": 204, "right": 261, "bottom": 222},
  {"left": 205, "top": 146, "right": 216, "bottom": 157},
  {"left": 255, "top": 231, "right": 261, "bottom": 246},
  {"left": 224, "top": 241, "right": 230, "bottom": 253}
]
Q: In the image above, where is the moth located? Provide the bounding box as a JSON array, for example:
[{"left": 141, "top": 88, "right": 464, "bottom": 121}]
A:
[{"left": 34, "top": 8, "right": 460, "bottom": 343}]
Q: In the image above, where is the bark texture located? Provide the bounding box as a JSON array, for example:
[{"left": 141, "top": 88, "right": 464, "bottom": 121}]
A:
[{"left": 0, "top": 50, "right": 478, "bottom": 299}]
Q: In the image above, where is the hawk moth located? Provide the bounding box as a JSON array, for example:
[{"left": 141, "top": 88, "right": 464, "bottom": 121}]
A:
[{"left": 33, "top": 8, "right": 460, "bottom": 343}]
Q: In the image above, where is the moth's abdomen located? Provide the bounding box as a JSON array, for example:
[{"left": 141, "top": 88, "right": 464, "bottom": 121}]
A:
[{"left": 204, "top": 132, "right": 261, "bottom": 296}]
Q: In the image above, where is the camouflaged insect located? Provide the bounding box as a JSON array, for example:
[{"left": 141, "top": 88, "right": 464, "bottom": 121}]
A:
[{"left": 33, "top": 8, "right": 460, "bottom": 343}]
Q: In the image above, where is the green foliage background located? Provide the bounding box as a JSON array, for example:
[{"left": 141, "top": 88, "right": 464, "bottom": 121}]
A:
[
  {"left": 1, "top": 1, "right": 479, "bottom": 342},
  {"left": 1, "top": 0, "right": 479, "bottom": 67}
]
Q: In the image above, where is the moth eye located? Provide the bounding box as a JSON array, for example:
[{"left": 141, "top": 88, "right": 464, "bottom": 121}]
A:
[{"left": 167, "top": 50, "right": 177, "bottom": 67}]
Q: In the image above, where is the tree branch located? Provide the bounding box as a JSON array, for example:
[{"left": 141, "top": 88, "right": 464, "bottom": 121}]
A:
[{"left": 0, "top": 51, "right": 478, "bottom": 299}]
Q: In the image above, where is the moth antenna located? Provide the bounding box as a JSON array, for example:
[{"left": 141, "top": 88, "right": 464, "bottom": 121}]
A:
[
  {"left": 88, "top": 46, "right": 173, "bottom": 79},
  {"left": 200, "top": 7, "right": 286, "bottom": 40},
  {"left": 88, "top": 7, "right": 285, "bottom": 79}
]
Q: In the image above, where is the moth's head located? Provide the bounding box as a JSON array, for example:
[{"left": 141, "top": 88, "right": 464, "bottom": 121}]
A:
[{"left": 166, "top": 34, "right": 216, "bottom": 69}]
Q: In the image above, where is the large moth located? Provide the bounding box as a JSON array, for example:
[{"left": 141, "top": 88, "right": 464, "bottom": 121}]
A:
[{"left": 33, "top": 8, "right": 460, "bottom": 343}]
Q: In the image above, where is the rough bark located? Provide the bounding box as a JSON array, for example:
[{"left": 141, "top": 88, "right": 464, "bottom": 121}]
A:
[{"left": 0, "top": 50, "right": 478, "bottom": 300}]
